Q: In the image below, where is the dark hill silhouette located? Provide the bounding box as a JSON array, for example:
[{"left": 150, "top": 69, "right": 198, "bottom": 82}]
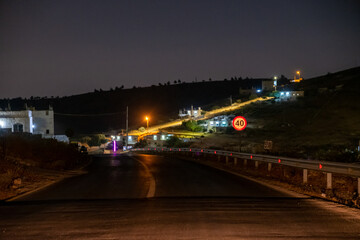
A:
[
  {"left": 3, "top": 66, "right": 360, "bottom": 135},
  {"left": 0, "top": 78, "right": 267, "bottom": 134}
]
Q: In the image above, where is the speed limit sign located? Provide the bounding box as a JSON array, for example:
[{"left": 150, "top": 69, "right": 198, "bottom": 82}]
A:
[{"left": 232, "top": 116, "right": 247, "bottom": 131}]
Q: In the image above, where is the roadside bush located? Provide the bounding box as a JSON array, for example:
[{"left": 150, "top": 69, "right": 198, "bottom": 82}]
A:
[
  {"left": 134, "top": 139, "right": 147, "bottom": 148},
  {"left": 164, "top": 136, "right": 191, "bottom": 148},
  {"left": 1, "top": 134, "right": 86, "bottom": 170}
]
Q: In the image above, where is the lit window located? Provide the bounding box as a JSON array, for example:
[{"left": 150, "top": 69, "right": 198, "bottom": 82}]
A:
[
  {"left": 153, "top": 135, "right": 157, "bottom": 140},
  {"left": 286, "top": 92, "right": 290, "bottom": 96},
  {"left": 128, "top": 136, "right": 132, "bottom": 141},
  {"left": 280, "top": 92, "right": 284, "bottom": 96},
  {"left": 210, "top": 121, "right": 214, "bottom": 125},
  {"left": 161, "top": 135, "right": 166, "bottom": 140}
]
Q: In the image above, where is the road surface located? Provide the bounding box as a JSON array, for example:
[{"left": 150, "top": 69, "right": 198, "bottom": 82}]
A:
[{"left": 1, "top": 153, "right": 360, "bottom": 239}]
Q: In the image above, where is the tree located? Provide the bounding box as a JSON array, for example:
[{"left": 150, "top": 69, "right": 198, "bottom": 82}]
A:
[
  {"left": 65, "top": 128, "right": 74, "bottom": 138},
  {"left": 182, "top": 120, "right": 203, "bottom": 132},
  {"left": 134, "top": 139, "right": 147, "bottom": 148}
]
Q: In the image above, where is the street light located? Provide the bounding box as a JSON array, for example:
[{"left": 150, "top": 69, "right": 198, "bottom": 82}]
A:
[
  {"left": 273, "top": 76, "right": 278, "bottom": 91},
  {"left": 296, "top": 71, "right": 301, "bottom": 79},
  {"left": 145, "top": 116, "right": 149, "bottom": 129}
]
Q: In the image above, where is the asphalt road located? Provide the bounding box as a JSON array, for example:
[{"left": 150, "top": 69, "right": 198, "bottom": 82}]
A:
[{"left": 1, "top": 153, "right": 360, "bottom": 239}]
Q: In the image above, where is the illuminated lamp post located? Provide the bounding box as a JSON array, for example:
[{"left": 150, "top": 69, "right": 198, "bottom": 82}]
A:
[
  {"left": 273, "top": 76, "right": 277, "bottom": 91},
  {"left": 145, "top": 116, "right": 149, "bottom": 129}
]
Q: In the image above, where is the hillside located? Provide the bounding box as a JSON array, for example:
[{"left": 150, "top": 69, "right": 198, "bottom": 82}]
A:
[
  {"left": 195, "top": 66, "right": 360, "bottom": 162},
  {"left": 0, "top": 78, "right": 268, "bottom": 134}
]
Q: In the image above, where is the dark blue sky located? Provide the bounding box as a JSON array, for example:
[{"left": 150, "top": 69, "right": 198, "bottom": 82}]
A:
[{"left": 1, "top": 0, "right": 359, "bottom": 98}]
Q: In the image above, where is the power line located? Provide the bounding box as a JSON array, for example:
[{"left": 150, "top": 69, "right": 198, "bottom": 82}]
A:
[{"left": 54, "top": 111, "right": 125, "bottom": 117}]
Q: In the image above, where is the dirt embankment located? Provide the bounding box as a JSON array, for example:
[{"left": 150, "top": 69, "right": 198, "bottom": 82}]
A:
[{"left": 0, "top": 135, "right": 89, "bottom": 201}]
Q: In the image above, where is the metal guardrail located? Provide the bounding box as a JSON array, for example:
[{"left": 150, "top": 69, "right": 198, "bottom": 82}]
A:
[{"left": 131, "top": 147, "right": 360, "bottom": 178}]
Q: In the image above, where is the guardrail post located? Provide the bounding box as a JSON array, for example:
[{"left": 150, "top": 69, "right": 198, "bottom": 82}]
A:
[
  {"left": 358, "top": 178, "right": 360, "bottom": 195},
  {"left": 255, "top": 161, "right": 259, "bottom": 169},
  {"left": 303, "top": 169, "right": 308, "bottom": 184},
  {"left": 244, "top": 159, "right": 247, "bottom": 167},
  {"left": 217, "top": 155, "right": 221, "bottom": 162},
  {"left": 326, "top": 173, "right": 332, "bottom": 189},
  {"left": 234, "top": 157, "right": 238, "bottom": 166},
  {"left": 226, "top": 156, "right": 229, "bottom": 165},
  {"left": 267, "top": 163, "right": 272, "bottom": 172}
]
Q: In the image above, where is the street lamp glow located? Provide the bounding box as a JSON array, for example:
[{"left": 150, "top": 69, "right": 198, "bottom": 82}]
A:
[{"left": 145, "top": 116, "right": 149, "bottom": 129}]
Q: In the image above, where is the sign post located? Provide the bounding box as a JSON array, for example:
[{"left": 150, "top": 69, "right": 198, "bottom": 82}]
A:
[{"left": 232, "top": 116, "right": 247, "bottom": 131}]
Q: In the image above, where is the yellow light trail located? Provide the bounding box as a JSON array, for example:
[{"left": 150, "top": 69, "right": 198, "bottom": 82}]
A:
[{"left": 129, "top": 96, "right": 273, "bottom": 137}]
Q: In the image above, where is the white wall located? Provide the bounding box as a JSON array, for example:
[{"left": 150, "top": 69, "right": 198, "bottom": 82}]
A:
[
  {"left": 0, "top": 110, "right": 33, "bottom": 133},
  {"left": 32, "top": 110, "right": 54, "bottom": 135}
]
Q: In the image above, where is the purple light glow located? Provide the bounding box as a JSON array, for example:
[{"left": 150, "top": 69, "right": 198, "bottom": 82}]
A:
[{"left": 113, "top": 140, "right": 116, "bottom": 152}]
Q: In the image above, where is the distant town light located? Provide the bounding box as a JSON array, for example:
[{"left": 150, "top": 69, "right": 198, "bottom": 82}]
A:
[
  {"left": 0, "top": 120, "right": 4, "bottom": 128},
  {"left": 116, "top": 136, "right": 120, "bottom": 141},
  {"left": 210, "top": 121, "right": 214, "bottom": 125},
  {"left": 128, "top": 136, "right": 132, "bottom": 141},
  {"left": 286, "top": 92, "right": 290, "bottom": 96},
  {"left": 153, "top": 135, "right": 157, "bottom": 140},
  {"left": 256, "top": 89, "right": 261, "bottom": 93},
  {"left": 161, "top": 135, "right": 166, "bottom": 140},
  {"left": 32, "top": 124, "right": 35, "bottom": 129},
  {"left": 280, "top": 92, "right": 284, "bottom": 96}
]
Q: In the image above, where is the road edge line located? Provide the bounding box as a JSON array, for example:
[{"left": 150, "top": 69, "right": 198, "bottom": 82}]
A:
[{"left": 131, "top": 156, "right": 156, "bottom": 198}]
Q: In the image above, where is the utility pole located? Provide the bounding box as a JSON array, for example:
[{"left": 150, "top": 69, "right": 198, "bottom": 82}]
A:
[{"left": 126, "top": 106, "right": 128, "bottom": 150}]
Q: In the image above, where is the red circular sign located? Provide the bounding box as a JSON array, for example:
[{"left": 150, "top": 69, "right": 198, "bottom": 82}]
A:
[{"left": 232, "top": 116, "right": 247, "bottom": 131}]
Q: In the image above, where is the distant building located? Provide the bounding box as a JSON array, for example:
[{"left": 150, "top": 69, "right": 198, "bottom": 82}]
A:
[
  {"left": 179, "top": 105, "right": 202, "bottom": 118},
  {"left": 278, "top": 91, "right": 304, "bottom": 101},
  {"left": 201, "top": 115, "right": 235, "bottom": 130},
  {"left": 0, "top": 107, "right": 54, "bottom": 136},
  {"left": 143, "top": 132, "right": 174, "bottom": 147},
  {"left": 261, "top": 80, "right": 275, "bottom": 91}
]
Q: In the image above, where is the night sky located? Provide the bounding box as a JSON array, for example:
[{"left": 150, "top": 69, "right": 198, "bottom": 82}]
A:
[{"left": 1, "top": 0, "right": 359, "bottom": 98}]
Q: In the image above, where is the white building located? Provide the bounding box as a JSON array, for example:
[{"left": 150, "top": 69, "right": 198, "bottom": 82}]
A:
[
  {"left": 202, "top": 115, "right": 235, "bottom": 129},
  {"left": 278, "top": 91, "right": 304, "bottom": 101},
  {"left": 179, "top": 105, "right": 202, "bottom": 118},
  {"left": 0, "top": 108, "right": 54, "bottom": 136}
]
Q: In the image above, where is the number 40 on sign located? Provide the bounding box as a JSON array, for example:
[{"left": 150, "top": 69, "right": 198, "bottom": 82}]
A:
[{"left": 232, "top": 116, "right": 247, "bottom": 131}]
